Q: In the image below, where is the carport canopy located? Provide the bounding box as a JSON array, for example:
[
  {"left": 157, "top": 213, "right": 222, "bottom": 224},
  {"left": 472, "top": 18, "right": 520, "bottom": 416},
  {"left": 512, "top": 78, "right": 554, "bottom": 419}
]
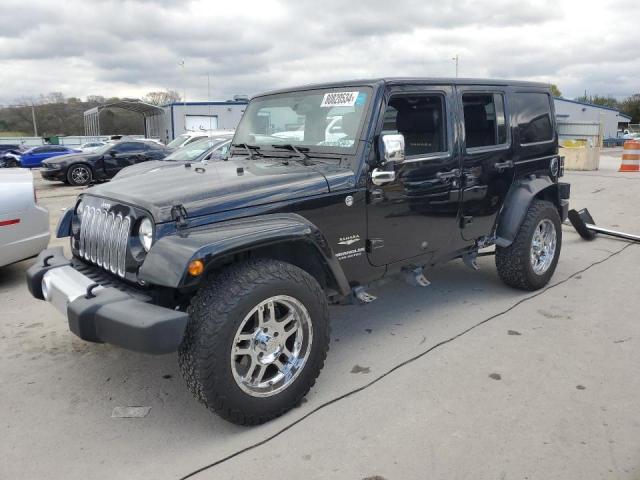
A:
[{"left": 83, "top": 99, "right": 164, "bottom": 138}]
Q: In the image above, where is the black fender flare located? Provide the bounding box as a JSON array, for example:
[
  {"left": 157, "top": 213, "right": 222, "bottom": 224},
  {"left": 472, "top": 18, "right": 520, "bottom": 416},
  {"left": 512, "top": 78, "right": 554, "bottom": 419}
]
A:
[
  {"left": 138, "top": 213, "right": 351, "bottom": 296},
  {"left": 495, "top": 176, "right": 567, "bottom": 247}
]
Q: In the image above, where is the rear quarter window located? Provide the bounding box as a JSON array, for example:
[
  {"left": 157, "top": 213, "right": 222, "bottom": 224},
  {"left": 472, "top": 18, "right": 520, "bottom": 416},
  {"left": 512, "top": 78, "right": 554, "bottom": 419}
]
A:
[{"left": 512, "top": 93, "right": 554, "bottom": 144}]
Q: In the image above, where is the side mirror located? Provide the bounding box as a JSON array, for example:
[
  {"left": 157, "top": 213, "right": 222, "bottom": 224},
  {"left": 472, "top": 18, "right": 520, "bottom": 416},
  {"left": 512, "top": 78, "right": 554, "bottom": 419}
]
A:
[
  {"left": 379, "top": 134, "right": 405, "bottom": 165},
  {"left": 109, "top": 151, "right": 117, "bottom": 157},
  {"left": 372, "top": 134, "right": 405, "bottom": 186}
]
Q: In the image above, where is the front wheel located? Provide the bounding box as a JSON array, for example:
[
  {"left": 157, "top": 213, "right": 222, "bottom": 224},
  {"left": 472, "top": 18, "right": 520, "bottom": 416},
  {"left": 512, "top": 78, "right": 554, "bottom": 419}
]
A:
[
  {"left": 179, "top": 259, "right": 330, "bottom": 425},
  {"left": 67, "top": 164, "right": 92, "bottom": 186},
  {"left": 496, "top": 199, "right": 562, "bottom": 290}
]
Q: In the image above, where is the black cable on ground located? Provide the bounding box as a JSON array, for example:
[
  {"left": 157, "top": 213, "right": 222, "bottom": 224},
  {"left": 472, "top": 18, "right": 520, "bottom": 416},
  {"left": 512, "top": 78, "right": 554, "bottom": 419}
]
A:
[{"left": 179, "top": 242, "right": 634, "bottom": 480}]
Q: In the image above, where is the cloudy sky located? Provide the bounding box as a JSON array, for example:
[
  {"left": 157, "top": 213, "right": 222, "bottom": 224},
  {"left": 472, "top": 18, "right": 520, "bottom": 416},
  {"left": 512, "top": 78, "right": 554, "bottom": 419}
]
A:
[{"left": 1, "top": 0, "right": 638, "bottom": 104}]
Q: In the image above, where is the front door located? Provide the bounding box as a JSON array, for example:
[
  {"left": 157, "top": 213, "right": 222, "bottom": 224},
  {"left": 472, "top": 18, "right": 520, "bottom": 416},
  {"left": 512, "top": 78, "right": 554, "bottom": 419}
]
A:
[
  {"left": 366, "top": 86, "right": 464, "bottom": 267},
  {"left": 103, "top": 142, "right": 147, "bottom": 177},
  {"left": 457, "top": 87, "right": 515, "bottom": 241}
]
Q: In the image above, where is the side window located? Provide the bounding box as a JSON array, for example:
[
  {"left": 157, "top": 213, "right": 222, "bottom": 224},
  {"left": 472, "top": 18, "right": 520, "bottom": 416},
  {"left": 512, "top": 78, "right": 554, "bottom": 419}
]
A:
[
  {"left": 462, "top": 93, "right": 507, "bottom": 149},
  {"left": 382, "top": 94, "right": 447, "bottom": 157},
  {"left": 513, "top": 93, "right": 553, "bottom": 144},
  {"left": 112, "top": 142, "right": 141, "bottom": 153}
]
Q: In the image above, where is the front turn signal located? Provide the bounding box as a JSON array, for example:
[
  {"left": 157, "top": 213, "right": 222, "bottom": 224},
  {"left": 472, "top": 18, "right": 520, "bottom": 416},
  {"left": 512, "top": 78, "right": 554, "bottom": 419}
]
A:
[{"left": 188, "top": 259, "right": 204, "bottom": 276}]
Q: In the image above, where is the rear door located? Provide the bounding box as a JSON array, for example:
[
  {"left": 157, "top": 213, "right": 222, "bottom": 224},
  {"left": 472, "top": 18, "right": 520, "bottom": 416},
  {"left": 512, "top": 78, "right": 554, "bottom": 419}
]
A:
[
  {"left": 47, "top": 146, "right": 70, "bottom": 159},
  {"left": 457, "top": 87, "right": 515, "bottom": 241}
]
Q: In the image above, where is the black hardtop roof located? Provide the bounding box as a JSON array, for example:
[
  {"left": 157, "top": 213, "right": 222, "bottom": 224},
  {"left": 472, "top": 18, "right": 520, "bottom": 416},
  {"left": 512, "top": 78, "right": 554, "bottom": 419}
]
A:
[{"left": 253, "top": 77, "right": 550, "bottom": 98}]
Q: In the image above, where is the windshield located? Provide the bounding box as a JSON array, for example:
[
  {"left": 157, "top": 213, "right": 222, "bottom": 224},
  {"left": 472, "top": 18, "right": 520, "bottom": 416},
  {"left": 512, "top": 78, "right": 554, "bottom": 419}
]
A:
[
  {"left": 166, "top": 134, "right": 191, "bottom": 149},
  {"left": 164, "top": 138, "right": 224, "bottom": 161},
  {"left": 93, "top": 143, "right": 113, "bottom": 155},
  {"left": 233, "top": 87, "right": 372, "bottom": 153}
]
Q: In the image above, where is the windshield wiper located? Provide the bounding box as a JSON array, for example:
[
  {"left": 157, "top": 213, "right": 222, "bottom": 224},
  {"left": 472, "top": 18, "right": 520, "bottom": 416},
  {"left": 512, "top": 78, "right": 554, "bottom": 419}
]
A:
[
  {"left": 271, "top": 144, "right": 312, "bottom": 166},
  {"left": 231, "top": 143, "right": 262, "bottom": 160}
]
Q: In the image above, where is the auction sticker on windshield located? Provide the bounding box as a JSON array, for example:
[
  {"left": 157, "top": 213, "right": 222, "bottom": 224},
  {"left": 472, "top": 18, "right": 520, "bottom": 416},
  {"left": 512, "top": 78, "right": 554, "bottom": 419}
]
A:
[{"left": 321, "top": 91, "right": 360, "bottom": 107}]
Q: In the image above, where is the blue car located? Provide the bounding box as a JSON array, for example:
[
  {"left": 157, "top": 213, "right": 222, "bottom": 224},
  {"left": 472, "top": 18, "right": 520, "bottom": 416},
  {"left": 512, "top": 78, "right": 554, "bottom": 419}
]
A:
[{"left": 14, "top": 145, "right": 81, "bottom": 168}]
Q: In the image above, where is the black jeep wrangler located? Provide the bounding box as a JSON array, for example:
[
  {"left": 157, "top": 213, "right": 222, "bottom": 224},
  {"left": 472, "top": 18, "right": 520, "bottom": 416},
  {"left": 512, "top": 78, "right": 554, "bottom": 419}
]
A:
[{"left": 27, "top": 78, "right": 570, "bottom": 425}]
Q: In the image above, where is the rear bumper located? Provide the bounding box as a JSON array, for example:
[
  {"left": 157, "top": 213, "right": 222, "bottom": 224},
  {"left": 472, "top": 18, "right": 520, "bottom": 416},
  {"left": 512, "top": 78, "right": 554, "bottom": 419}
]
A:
[{"left": 26, "top": 248, "right": 188, "bottom": 354}]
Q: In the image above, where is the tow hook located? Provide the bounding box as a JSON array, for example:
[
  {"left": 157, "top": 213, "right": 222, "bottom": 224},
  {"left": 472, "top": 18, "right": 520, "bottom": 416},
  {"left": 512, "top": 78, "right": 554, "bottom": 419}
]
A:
[{"left": 567, "top": 208, "right": 640, "bottom": 243}]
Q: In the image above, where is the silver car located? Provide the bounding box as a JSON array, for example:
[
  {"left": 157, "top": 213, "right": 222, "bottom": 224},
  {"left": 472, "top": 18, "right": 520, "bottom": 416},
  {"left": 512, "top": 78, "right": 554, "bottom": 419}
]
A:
[{"left": 0, "top": 169, "right": 50, "bottom": 267}]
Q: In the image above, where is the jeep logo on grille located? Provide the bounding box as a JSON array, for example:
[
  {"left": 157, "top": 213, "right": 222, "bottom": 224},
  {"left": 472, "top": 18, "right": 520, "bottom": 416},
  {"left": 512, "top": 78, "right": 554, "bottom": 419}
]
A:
[{"left": 101, "top": 202, "right": 112, "bottom": 211}]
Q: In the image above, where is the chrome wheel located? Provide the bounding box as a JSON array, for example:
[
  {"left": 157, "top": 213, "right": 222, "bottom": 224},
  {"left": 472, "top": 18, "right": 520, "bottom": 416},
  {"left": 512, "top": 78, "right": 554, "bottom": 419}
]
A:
[
  {"left": 230, "top": 295, "right": 313, "bottom": 398},
  {"left": 71, "top": 166, "right": 90, "bottom": 185},
  {"left": 530, "top": 219, "right": 557, "bottom": 275}
]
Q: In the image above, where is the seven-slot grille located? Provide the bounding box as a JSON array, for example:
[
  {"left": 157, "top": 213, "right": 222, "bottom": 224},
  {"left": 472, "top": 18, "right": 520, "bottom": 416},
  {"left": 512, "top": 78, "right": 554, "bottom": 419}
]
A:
[{"left": 78, "top": 205, "right": 131, "bottom": 277}]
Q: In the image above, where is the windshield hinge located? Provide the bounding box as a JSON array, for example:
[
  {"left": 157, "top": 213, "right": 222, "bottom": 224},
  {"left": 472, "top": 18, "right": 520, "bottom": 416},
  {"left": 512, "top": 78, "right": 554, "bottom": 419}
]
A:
[{"left": 171, "top": 204, "right": 189, "bottom": 229}]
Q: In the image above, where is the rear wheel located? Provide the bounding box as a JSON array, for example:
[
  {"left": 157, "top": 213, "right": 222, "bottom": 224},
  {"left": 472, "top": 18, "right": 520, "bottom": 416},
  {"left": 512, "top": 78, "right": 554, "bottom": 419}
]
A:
[
  {"left": 179, "top": 258, "right": 330, "bottom": 425},
  {"left": 67, "top": 164, "right": 92, "bottom": 186},
  {"left": 496, "top": 200, "right": 562, "bottom": 290}
]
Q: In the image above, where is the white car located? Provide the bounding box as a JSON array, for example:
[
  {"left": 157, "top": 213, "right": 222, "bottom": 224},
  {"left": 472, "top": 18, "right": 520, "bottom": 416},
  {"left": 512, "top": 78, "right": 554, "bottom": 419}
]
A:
[
  {"left": 271, "top": 116, "right": 348, "bottom": 144},
  {"left": 79, "top": 141, "right": 106, "bottom": 153},
  {"left": 0, "top": 169, "right": 50, "bottom": 267},
  {"left": 166, "top": 130, "right": 234, "bottom": 149}
]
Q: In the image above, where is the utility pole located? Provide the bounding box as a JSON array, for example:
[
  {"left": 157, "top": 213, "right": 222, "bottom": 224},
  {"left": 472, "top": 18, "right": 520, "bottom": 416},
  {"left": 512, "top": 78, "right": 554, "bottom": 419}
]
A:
[
  {"left": 452, "top": 55, "right": 459, "bottom": 78},
  {"left": 30, "top": 103, "right": 38, "bottom": 137},
  {"left": 179, "top": 59, "right": 186, "bottom": 132},
  {"left": 178, "top": 59, "right": 187, "bottom": 107}
]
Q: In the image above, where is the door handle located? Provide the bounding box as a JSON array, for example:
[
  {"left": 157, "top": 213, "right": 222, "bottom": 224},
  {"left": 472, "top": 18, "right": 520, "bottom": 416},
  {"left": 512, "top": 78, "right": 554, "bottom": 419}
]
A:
[
  {"left": 436, "top": 168, "right": 461, "bottom": 182},
  {"left": 494, "top": 160, "right": 514, "bottom": 172},
  {"left": 371, "top": 168, "right": 396, "bottom": 186}
]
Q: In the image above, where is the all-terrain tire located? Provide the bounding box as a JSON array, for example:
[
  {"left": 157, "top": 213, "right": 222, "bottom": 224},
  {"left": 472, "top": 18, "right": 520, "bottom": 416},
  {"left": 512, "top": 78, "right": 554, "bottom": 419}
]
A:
[
  {"left": 178, "top": 258, "right": 330, "bottom": 425},
  {"left": 496, "top": 199, "right": 562, "bottom": 291}
]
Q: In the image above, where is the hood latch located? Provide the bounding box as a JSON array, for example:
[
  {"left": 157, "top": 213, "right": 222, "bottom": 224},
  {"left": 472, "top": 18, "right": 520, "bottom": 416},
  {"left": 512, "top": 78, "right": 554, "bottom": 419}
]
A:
[{"left": 170, "top": 204, "right": 189, "bottom": 229}]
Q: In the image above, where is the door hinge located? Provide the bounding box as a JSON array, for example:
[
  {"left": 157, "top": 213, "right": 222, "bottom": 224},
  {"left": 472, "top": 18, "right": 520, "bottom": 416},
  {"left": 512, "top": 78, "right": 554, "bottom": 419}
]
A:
[
  {"left": 367, "top": 189, "right": 385, "bottom": 204},
  {"left": 460, "top": 215, "right": 473, "bottom": 228},
  {"left": 366, "top": 238, "right": 384, "bottom": 252}
]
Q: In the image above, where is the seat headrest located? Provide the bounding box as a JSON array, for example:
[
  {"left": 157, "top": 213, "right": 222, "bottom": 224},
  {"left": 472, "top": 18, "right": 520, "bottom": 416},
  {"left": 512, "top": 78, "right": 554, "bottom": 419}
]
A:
[
  {"left": 463, "top": 104, "right": 488, "bottom": 130},
  {"left": 396, "top": 108, "right": 439, "bottom": 134},
  {"left": 340, "top": 112, "right": 359, "bottom": 137}
]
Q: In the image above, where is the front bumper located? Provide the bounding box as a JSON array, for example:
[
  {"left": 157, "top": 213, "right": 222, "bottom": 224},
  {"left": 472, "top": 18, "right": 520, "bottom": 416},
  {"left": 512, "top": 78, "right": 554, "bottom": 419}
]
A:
[
  {"left": 26, "top": 247, "right": 188, "bottom": 354},
  {"left": 40, "top": 167, "right": 65, "bottom": 180}
]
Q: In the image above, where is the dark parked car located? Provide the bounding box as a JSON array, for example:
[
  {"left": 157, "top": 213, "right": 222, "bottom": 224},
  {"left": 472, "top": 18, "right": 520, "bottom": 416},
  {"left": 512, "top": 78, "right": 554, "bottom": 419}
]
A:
[
  {"left": 40, "top": 140, "right": 170, "bottom": 186},
  {"left": 28, "top": 78, "right": 569, "bottom": 425},
  {"left": 113, "top": 135, "right": 233, "bottom": 180}
]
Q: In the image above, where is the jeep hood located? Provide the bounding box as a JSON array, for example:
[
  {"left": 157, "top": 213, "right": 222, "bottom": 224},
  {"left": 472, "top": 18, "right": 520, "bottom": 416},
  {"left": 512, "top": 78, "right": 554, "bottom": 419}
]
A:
[
  {"left": 113, "top": 160, "right": 185, "bottom": 180},
  {"left": 85, "top": 158, "right": 341, "bottom": 222}
]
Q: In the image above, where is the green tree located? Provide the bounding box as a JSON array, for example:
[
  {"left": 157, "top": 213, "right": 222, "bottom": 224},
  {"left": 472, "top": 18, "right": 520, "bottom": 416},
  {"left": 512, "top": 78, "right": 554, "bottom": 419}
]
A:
[
  {"left": 621, "top": 94, "right": 640, "bottom": 123},
  {"left": 143, "top": 90, "right": 181, "bottom": 106},
  {"left": 550, "top": 84, "right": 562, "bottom": 97}
]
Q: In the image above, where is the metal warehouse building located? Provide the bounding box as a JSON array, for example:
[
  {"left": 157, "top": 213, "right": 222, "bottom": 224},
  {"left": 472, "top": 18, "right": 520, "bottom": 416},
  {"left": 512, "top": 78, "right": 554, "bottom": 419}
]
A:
[
  {"left": 160, "top": 101, "right": 247, "bottom": 144},
  {"left": 553, "top": 97, "right": 631, "bottom": 138}
]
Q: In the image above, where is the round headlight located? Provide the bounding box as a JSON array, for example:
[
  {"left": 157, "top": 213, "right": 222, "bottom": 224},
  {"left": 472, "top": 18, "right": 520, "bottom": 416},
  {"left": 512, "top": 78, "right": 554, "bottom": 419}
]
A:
[
  {"left": 550, "top": 157, "right": 559, "bottom": 177},
  {"left": 138, "top": 217, "right": 154, "bottom": 252}
]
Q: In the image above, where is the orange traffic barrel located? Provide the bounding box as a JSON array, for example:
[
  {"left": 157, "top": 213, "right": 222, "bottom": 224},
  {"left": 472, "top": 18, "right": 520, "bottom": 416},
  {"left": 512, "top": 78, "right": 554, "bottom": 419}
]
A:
[{"left": 620, "top": 140, "right": 640, "bottom": 172}]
